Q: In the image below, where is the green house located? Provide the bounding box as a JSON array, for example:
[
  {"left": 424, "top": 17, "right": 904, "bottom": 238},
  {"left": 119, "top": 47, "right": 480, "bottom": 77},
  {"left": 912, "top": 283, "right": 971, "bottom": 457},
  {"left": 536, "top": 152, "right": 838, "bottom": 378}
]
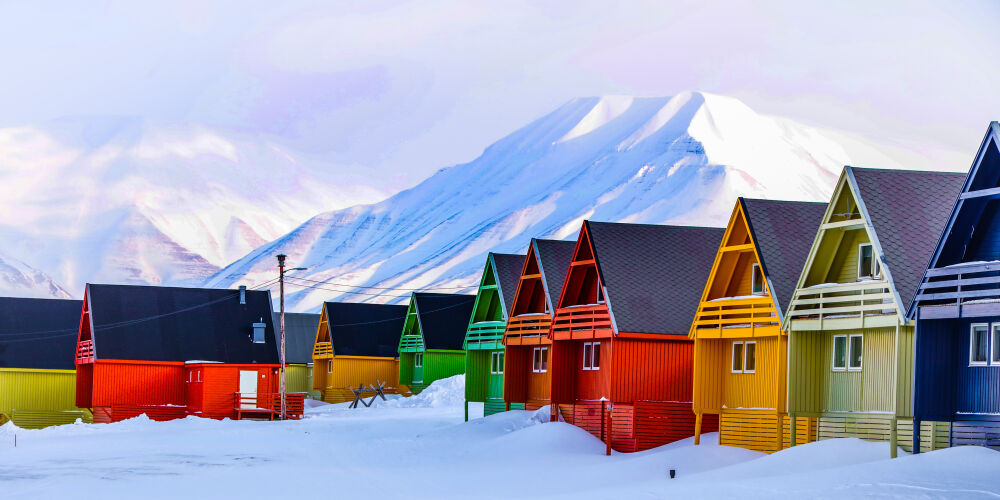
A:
[
  {"left": 398, "top": 292, "right": 476, "bottom": 395},
  {"left": 783, "top": 166, "right": 965, "bottom": 456},
  {"left": 463, "top": 252, "right": 526, "bottom": 420}
]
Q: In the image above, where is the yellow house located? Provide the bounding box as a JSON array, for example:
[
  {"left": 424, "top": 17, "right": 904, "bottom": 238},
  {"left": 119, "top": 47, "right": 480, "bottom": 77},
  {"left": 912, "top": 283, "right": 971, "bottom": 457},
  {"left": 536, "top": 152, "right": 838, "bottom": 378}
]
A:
[
  {"left": 691, "top": 198, "right": 827, "bottom": 452},
  {"left": 312, "top": 302, "right": 408, "bottom": 403}
]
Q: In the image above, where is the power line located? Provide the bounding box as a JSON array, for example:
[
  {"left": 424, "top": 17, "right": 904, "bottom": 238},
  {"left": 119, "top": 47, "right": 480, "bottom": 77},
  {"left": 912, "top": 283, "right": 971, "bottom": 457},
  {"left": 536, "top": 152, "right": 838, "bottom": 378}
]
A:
[
  {"left": 283, "top": 277, "right": 415, "bottom": 298},
  {"left": 283, "top": 275, "right": 476, "bottom": 291},
  {"left": 324, "top": 296, "right": 477, "bottom": 328}
]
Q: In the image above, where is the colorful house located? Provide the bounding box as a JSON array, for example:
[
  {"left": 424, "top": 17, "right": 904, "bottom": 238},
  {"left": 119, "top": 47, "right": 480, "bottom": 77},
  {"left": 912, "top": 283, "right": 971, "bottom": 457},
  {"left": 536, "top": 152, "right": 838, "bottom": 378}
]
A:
[
  {"left": 503, "top": 238, "right": 575, "bottom": 413},
  {"left": 464, "top": 252, "right": 526, "bottom": 420},
  {"left": 312, "top": 301, "right": 407, "bottom": 403},
  {"left": 549, "top": 221, "right": 724, "bottom": 452},
  {"left": 398, "top": 293, "right": 475, "bottom": 394},
  {"left": 784, "top": 166, "right": 965, "bottom": 456},
  {"left": 690, "top": 198, "right": 827, "bottom": 452},
  {"left": 0, "top": 297, "right": 91, "bottom": 428},
  {"left": 273, "top": 312, "right": 320, "bottom": 396},
  {"left": 75, "top": 284, "right": 301, "bottom": 422},
  {"left": 909, "top": 122, "right": 1000, "bottom": 451}
]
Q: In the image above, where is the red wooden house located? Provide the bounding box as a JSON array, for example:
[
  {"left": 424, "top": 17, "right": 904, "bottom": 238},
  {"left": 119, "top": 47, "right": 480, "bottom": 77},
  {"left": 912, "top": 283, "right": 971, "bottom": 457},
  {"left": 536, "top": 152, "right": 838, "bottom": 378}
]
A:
[
  {"left": 550, "top": 221, "right": 724, "bottom": 452},
  {"left": 503, "top": 238, "right": 576, "bottom": 411},
  {"left": 75, "top": 284, "right": 300, "bottom": 422}
]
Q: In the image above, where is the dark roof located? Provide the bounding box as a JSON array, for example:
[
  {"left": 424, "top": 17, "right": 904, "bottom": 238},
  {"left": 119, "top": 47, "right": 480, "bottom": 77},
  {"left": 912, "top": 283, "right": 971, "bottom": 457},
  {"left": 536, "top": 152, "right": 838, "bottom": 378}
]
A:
[
  {"left": 490, "top": 253, "right": 527, "bottom": 317},
  {"left": 324, "top": 302, "right": 406, "bottom": 357},
  {"left": 534, "top": 239, "right": 577, "bottom": 309},
  {"left": 87, "top": 284, "right": 278, "bottom": 364},
  {"left": 271, "top": 312, "right": 319, "bottom": 364},
  {"left": 413, "top": 293, "right": 476, "bottom": 350},
  {"left": 0, "top": 297, "right": 82, "bottom": 370},
  {"left": 741, "top": 199, "right": 828, "bottom": 319},
  {"left": 586, "top": 221, "right": 724, "bottom": 336},
  {"left": 848, "top": 167, "right": 966, "bottom": 311}
]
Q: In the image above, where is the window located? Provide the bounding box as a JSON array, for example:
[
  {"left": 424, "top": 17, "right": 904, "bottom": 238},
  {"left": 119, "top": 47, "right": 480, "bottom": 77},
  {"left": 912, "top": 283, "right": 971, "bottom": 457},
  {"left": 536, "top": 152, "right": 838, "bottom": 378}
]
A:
[
  {"left": 832, "top": 335, "right": 847, "bottom": 370},
  {"left": 993, "top": 325, "right": 1000, "bottom": 365},
  {"left": 731, "top": 342, "right": 744, "bottom": 373},
  {"left": 731, "top": 341, "right": 756, "bottom": 373},
  {"left": 848, "top": 334, "right": 863, "bottom": 370},
  {"left": 414, "top": 352, "right": 423, "bottom": 368},
  {"left": 327, "top": 359, "right": 333, "bottom": 374},
  {"left": 491, "top": 351, "right": 504, "bottom": 374},
  {"left": 751, "top": 264, "right": 765, "bottom": 295},
  {"left": 582, "top": 342, "right": 600, "bottom": 370},
  {"left": 251, "top": 321, "right": 266, "bottom": 343},
  {"left": 597, "top": 286, "right": 605, "bottom": 304},
  {"left": 971, "top": 324, "right": 989, "bottom": 366},
  {"left": 857, "top": 244, "right": 882, "bottom": 280},
  {"left": 533, "top": 347, "right": 548, "bottom": 373}
]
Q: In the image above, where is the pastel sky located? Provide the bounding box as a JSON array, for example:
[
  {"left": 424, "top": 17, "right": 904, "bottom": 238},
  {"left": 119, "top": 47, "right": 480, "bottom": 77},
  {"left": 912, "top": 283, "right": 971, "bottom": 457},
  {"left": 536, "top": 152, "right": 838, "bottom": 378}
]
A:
[{"left": 2, "top": 0, "right": 998, "bottom": 190}]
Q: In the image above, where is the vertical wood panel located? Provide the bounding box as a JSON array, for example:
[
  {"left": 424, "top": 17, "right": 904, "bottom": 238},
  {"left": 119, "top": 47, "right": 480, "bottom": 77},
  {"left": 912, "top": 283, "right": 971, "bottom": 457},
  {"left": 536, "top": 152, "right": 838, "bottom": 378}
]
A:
[
  {"left": 611, "top": 338, "right": 692, "bottom": 403},
  {"left": 93, "top": 361, "right": 185, "bottom": 408}
]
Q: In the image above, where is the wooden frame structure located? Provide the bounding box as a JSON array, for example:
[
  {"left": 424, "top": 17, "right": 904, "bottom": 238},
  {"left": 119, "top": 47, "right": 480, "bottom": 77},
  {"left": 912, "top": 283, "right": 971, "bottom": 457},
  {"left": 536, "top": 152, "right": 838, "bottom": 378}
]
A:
[{"left": 397, "top": 293, "right": 475, "bottom": 394}]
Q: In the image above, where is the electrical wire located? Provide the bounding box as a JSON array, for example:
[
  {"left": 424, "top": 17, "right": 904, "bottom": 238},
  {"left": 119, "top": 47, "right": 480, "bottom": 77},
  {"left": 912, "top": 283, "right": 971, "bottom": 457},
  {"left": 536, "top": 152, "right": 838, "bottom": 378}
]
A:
[{"left": 287, "top": 275, "right": 476, "bottom": 291}]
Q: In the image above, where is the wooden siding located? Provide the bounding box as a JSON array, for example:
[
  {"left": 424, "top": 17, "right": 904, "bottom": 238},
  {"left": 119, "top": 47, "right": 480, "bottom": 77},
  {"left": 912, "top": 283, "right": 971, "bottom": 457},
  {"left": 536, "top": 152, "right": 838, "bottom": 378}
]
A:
[
  {"left": 465, "top": 349, "right": 491, "bottom": 402},
  {"left": 185, "top": 364, "right": 278, "bottom": 419},
  {"left": 284, "top": 364, "right": 311, "bottom": 394},
  {"left": 915, "top": 317, "right": 1000, "bottom": 419},
  {"left": 0, "top": 368, "right": 91, "bottom": 428},
  {"left": 88, "top": 360, "right": 186, "bottom": 408},
  {"left": 816, "top": 415, "right": 948, "bottom": 453},
  {"left": 610, "top": 338, "right": 693, "bottom": 404},
  {"left": 555, "top": 401, "right": 716, "bottom": 452},
  {"left": 719, "top": 410, "right": 816, "bottom": 453},
  {"left": 317, "top": 355, "right": 400, "bottom": 403}
]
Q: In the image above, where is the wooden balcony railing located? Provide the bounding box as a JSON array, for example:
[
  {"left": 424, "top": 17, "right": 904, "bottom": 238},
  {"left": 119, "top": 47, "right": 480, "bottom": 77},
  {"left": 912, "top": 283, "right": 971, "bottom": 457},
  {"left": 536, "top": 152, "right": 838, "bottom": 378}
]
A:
[
  {"left": 551, "top": 304, "right": 613, "bottom": 339},
  {"left": 915, "top": 261, "right": 1000, "bottom": 318},
  {"left": 692, "top": 296, "right": 778, "bottom": 337},
  {"left": 504, "top": 313, "right": 552, "bottom": 345},
  {"left": 234, "top": 392, "right": 305, "bottom": 420},
  {"left": 75, "top": 340, "right": 95, "bottom": 364},
  {"left": 464, "top": 321, "right": 505, "bottom": 349},
  {"left": 786, "top": 280, "right": 898, "bottom": 330},
  {"left": 313, "top": 341, "right": 333, "bottom": 358},
  {"left": 398, "top": 334, "right": 424, "bottom": 352}
]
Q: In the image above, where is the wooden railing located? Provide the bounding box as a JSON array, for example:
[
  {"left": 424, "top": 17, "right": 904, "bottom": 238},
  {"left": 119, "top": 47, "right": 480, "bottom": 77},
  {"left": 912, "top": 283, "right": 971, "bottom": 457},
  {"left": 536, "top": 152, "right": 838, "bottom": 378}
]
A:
[
  {"left": 692, "top": 296, "right": 778, "bottom": 336},
  {"left": 75, "top": 340, "right": 95, "bottom": 364},
  {"left": 464, "top": 320, "right": 505, "bottom": 348},
  {"left": 786, "top": 281, "right": 898, "bottom": 330},
  {"left": 551, "top": 304, "right": 613, "bottom": 339},
  {"left": 313, "top": 341, "right": 333, "bottom": 357},
  {"left": 915, "top": 261, "right": 1000, "bottom": 318},
  {"left": 234, "top": 392, "right": 306, "bottom": 420},
  {"left": 504, "top": 313, "right": 552, "bottom": 344},
  {"left": 398, "top": 333, "right": 424, "bottom": 352}
]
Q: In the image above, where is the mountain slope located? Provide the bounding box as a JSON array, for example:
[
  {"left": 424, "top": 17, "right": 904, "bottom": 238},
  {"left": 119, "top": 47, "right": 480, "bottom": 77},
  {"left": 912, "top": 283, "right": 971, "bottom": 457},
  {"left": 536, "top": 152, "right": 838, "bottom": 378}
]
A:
[
  {"left": 0, "top": 250, "right": 72, "bottom": 299},
  {"left": 206, "top": 92, "right": 861, "bottom": 311},
  {"left": 0, "top": 117, "right": 386, "bottom": 297}
]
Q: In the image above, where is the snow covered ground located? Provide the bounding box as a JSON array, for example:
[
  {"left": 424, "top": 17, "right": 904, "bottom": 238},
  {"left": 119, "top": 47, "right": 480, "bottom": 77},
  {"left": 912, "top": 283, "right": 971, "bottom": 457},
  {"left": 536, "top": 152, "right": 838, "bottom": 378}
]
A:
[{"left": 2, "top": 376, "right": 998, "bottom": 499}]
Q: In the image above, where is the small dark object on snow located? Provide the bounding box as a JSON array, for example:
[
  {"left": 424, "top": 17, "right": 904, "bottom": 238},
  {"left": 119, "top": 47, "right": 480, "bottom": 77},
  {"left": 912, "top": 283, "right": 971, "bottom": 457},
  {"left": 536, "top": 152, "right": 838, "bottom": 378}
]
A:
[{"left": 669, "top": 469, "right": 676, "bottom": 479}]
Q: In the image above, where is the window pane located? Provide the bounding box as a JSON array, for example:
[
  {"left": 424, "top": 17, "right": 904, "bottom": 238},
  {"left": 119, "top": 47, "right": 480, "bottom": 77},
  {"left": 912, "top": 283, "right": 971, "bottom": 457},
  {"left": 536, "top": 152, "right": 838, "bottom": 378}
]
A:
[
  {"left": 533, "top": 348, "right": 540, "bottom": 371},
  {"left": 592, "top": 342, "right": 601, "bottom": 369},
  {"left": 752, "top": 265, "right": 764, "bottom": 294},
  {"left": 583, "top": 343, "right": 592, "bottom": 369},
  {"left": 849, "top": 336, "right": 863, "bottom": 369},
  {"left": 732, "top": 342, "right": 744, "bottom": 372},
  {"left": 833, "top": 336, "right": 847, "bottom": 369},
  {"left": 993, "top": 326, "right": 1000, "bottom": 364},
  {"left": 541, "top": 348, "right": 548, "bottom": 371},
  {"left": 745, "top": 343, "right": 756, "bottom": 372},
  {"left": 972, "top": 326, "right": 988, "bottom": 363},
  {"left": 859, "top": 245, "right": 873, "bottom": 278},
  {"left": 499, "top": 353, "right": 504, "bottom": 374}
]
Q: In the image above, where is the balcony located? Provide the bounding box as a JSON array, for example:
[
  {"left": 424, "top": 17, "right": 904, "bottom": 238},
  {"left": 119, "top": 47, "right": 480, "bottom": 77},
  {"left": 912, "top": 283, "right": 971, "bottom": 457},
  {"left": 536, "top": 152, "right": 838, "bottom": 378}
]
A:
[
  {"left": 312, "top": 341, "right": 333, "bottom": 358},
  {"left": 551, "top": 304, "right": 613, "bottom": 340},
  {"left": 504, "top": 313, "right": 552, "bottom": 345},
  {"left": 692, "top": 296, "right": 779, "bottom": 338},
  {"left": 786, "top": 280, "right": 899, "bottom": 331},
  {"left": 75, "top": 340, "right": 95, "bottom": 364},
  {"left": 464, "top": 321, "right": 505, "bottom": 350},
  {"left": 398, "top": 333, "right": 424, "bottom": 353},
  {"left": 915, "top": 261, "right": 1000, "bottom": 319}
]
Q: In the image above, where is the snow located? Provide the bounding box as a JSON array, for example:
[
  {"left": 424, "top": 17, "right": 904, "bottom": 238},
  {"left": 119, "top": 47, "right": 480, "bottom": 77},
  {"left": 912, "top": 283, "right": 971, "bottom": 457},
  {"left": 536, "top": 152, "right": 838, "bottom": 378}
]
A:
[
  {"left": 1, "top": 375, "right": 997, "bottom": 499},
  {"left": 709, "top": 294, "right": 765, "bottom": 301}
]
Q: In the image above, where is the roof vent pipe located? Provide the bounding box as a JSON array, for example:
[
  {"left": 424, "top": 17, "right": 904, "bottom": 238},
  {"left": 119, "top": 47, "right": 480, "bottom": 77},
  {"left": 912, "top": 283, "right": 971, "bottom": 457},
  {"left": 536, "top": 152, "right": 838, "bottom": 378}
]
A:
[{"left": 239, "top": 285, "right": 246, "bottom": 304}]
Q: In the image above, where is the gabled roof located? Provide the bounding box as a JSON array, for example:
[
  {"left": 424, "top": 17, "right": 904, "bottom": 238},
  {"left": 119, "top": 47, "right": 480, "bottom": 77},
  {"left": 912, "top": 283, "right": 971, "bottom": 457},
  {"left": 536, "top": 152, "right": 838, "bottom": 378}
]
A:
[
  {"left": 272, "top": 312, "right": 320, "bottom": 364},
  {"left": 846, "top": 167, "right": 966, "bottom": 312},
  {"left": 323, "top": 302, "right": 406, "bottom": 357},
  {"left": 412, "top": 293, "right": 476, "bottom": 350},
  {"left": 533, "top": 239, "right": 576, "bottom": 309},
  {"left": 490, "top": 253, "right": 527, "bottom": 318},
  {"left": 741, "top": 198, "right": 828, "bottom": 317},
  {"left": 0, "top": 297, "right": 82, "bottom": 370},
  {"left": 585, "top": 221, "right": 724, "bottom": 335},
  {"left": 86, "top": 284, "right": 278, "bottom": 364}
]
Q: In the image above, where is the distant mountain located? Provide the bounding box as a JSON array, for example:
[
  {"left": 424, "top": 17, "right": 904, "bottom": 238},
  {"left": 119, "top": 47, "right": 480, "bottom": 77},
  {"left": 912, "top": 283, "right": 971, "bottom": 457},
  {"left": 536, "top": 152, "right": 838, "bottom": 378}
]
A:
[
  {"left": 0, "top": 250, "right": 72, "bottom": 299},
  {"left": 0, "top": 117, "right": 386, "bottom": 297},
  {"left": 206, "top": 92, "right": 868, "bottom": 311}
]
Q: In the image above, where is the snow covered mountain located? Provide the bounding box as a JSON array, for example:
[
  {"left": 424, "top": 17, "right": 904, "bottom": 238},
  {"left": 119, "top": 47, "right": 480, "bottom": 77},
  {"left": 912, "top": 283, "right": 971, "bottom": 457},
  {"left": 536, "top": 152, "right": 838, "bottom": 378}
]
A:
[
  {"left": 0, "top": 250, "right": 72, "bottom": 299},
  {"left": 0, "top": 117, "right": 386, "bottom": 298},
  {"left": 206, "top": 92, "right": 864, "bottom": 311}
]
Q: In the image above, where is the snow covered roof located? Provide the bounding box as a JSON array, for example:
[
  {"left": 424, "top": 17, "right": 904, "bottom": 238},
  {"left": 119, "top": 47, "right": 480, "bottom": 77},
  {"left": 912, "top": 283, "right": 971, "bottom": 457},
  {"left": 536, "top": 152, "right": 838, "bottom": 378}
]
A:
[
  {"left": 533, "top": 239, "right": 576, "bottom": 309},
  {"left": 323, "top": 302, "right": 406, "bottom": 358},
  {"left": 490, "top": 253, "right": 527, "bottom": 318},
  {"left": 0, "top": 297, "right": 82, "bottom": 370},
  {"left": 740, "top": 198, "right": 827, "bottom": 318},
  {"left": 412, "top": 293, "right": 476, "bottom": 350},
  {"left": 272, "top": 312, "right": 320, "bottom": 364},
  {"left": 85, "top": 284, "right": 279, "bottom": 364},
  {"left": 585, "top": 221, "right": 723, "bottom": 335}
]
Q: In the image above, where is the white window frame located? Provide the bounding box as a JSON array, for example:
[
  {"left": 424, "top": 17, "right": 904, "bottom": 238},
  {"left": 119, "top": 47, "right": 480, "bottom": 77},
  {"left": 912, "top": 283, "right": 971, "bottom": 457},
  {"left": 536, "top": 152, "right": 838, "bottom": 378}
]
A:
[
  {"left": 857, "top": 243, "right": 882, "bottom": 280},
  {"left": 832, "top": 334, "right": 847, "bottom": 371},
  {"left": 848, "top": 334, "right": 863, "bottom": 371},
  {"left": 533, "top": 347, "right": 548, "bottom": 373},
  {"left": 992, "top": 324, "right": 1000, "bottom": 365},
  {"left": 490, "top": 351, "right": 504, "bottom": 375},
  {"left": 596, "top": 286, "right": 605, "bottom": 304},
  {"left": 327, "top": 359, "right": 333, "bottom": 374},
  {"left": 970, "top": 323, "right": 989, "bottom": 367},
  {"left": 731, "top": 341, "right": 744, "bottom": 373},
  {"left": 744, "top": 341, "right": 756, "bottom": 374},
  {"left": 414, "top": 352, "right": 423, "bottom": 368},
  {"left": 582, "top": 341, "right": 600, "bottom": 370},
  {"left": 751, "top": 263, "right": 765, "bottom": 295}
]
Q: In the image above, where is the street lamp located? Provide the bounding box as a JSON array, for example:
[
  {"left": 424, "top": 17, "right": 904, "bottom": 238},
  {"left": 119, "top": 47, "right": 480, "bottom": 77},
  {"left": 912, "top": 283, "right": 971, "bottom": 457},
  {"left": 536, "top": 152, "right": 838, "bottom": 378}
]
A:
[{"left": 276, "top": 254, "right": 307, "bottom": 420}]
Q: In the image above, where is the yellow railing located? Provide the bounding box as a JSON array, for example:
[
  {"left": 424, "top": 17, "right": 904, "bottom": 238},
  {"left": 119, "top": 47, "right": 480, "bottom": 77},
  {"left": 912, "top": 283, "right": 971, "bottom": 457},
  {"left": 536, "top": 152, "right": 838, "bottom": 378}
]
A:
[
  {"left": 312, "top": 342, "right": 333, "bottom": 357},
  {"left": 693, "top": 296, "right": 778, "bottom": 336}
]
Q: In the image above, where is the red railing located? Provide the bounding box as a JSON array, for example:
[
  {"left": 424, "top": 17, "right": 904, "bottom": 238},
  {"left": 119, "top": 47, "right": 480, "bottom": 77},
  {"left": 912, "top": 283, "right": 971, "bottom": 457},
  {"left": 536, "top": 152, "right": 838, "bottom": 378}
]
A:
[
  {"left": 233, "top": 392, "right": 306, "bottom": 420},
  {"left": 551, "top": 304, "right": 613, "bottom": 339},
  {"left": 75, "top": 340, "right": 95, "bottom": 364}
]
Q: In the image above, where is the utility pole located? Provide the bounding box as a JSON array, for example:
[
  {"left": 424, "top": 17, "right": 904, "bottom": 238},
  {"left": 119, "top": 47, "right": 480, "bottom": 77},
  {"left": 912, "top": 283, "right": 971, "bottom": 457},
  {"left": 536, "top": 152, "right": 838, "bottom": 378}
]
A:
[{"left": 276, "top": 254, "right": 306, "bottom": 420}]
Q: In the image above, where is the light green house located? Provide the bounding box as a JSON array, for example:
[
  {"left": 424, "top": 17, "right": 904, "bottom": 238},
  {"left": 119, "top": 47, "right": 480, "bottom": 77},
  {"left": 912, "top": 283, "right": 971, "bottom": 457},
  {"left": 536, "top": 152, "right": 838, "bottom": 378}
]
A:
[{"left": 398, "top": 292, "right": 476, "bottom": 395}]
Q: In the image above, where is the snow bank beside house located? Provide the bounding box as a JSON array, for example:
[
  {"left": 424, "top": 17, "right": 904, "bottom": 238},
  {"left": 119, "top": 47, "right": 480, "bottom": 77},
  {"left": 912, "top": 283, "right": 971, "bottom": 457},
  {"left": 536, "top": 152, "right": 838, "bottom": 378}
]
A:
[{"left": 378, "top": 374, "right": 466, "bottom": 408}]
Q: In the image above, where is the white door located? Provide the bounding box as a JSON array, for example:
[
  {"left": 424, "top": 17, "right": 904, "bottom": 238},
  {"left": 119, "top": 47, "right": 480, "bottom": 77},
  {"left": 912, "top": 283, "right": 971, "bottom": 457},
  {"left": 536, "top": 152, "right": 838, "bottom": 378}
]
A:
[{"left": 239, "top": 370, "right": 258, "bottom": 409}]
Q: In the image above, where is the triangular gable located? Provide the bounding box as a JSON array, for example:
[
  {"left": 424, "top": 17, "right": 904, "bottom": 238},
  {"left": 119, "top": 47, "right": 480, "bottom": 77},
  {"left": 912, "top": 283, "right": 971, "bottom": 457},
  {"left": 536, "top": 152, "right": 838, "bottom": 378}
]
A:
[
  {"left": 555, "top": 223, "right": 607, "bottom": 312},
  {"left": 323, "top": 302, "right": 407, "bottom": 357},
  {"left": 398, "top": 294, "right": 425, "bottom": 352},
  {"left": 510, "top": 242, "right": 548, "bottom": 317}
]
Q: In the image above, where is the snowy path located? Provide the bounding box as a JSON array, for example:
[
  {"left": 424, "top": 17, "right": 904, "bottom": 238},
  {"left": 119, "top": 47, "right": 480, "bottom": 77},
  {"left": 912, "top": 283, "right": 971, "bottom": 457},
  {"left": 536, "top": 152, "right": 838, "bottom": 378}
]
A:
[{"left": 1, "top": 380, "right": 999, "bottom": 499}]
